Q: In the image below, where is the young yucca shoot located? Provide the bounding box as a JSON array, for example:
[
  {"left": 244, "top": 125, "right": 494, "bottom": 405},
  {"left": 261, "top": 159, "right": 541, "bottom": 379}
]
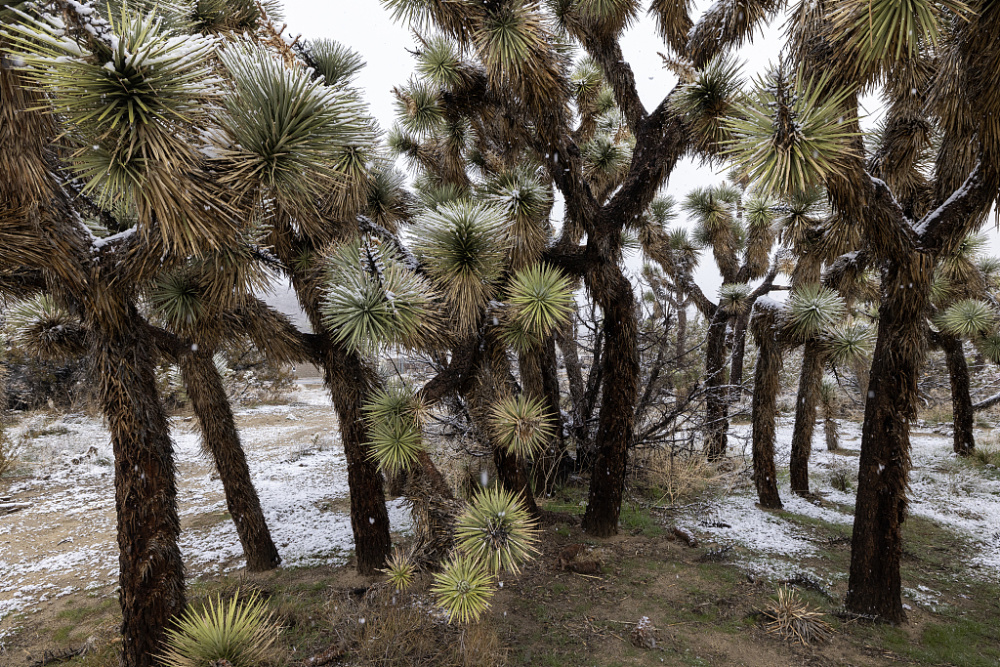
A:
[
  {"left": 430, "top": 553, "right": 496, "bottom": 624},
  {"left": 504, "top": 264, "right": 575, "bottom": 351},
  {"left": 158, "top": 592, "right": 279, "bottom": 667},
  {"left": 381, "top": 548, "right": 416, "bottom": 592},
  {"left": 938, "top": 299, "right": 997, "bottom": 338},
  {"left": 362, "top": 383, "right": 426, "bottom": 475},
  {"left": 454, "top": 486, "right": 540, "bottom": 575}
]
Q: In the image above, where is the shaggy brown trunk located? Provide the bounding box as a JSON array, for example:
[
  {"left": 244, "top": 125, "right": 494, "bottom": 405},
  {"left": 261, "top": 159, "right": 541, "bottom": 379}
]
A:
[
  {"left": 846, "top": 257, "right": 932, "bottom": 623},
  {"left": 750, "top": 309, "right": 783, "bottom": 509},
  {"left": 179, "top": 349, "right": 280, "bottom": 571},
  {"left": 582, "top": 266, "right": 638, "bottom": 537},
  {"left": 728, "top": 311, "right": 750, "bottom": 403},
  {"left": 942, "top": 333, "right": 975, "bottom": 456},
  {"left": 276, "top": 232, "right": 391, "bottom": 575},
  {"left": 95, "top": 310, "right": 184, "bottom": 667},
  {"left": 790, "top": 339, "right": 825, "bottom": 494},
  {"left": 703, "top": 308, "right": 730, "bottom": 461}
]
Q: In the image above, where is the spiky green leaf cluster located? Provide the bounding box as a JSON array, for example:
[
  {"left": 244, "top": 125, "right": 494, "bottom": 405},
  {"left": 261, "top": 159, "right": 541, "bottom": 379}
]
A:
[
  {"left": 307, "top": 39, "right": 366, "bottom": 88},
  {"left": 6, "top": 295, "right": 86, "bottom": 360},
  {"left": 503, "top": 264, "right": 574, "bottom": 351},
  {"left": 362, "top": 382, "right": 426, "bottom": 475},
  {"left": 786, "top": 284, "right": 847, "bottom": 339},
  {"left": 6, "top": 6, "right": 219, "bottom": 208},
  {"left": 490, "top": 394, "right": 555, "bottom": 458},
  {"left": 411, "top": 200, "right": 508, "bottom": 330},
  {"left": 322, "top": 238, "right": 440, "bottom": 354},
  {"left": 394, "top": 78, "right": 446, "bottom": 137},
  {"left": 159, "top": 593, "right": 279, "bottom": 667},
  {"left": 675, "top": 54, "right": 743, "bottom": 154},
  {"left": 455, "top": 487, "right": 539, "bottom": 575},
  {"left": 822, "top": 320, "right": 875, "bottom": 366},
  {"left": 217, "top": 43, "right": 373, "bottom": 204},
  {"left": 724, "top": 67, "right": 860, "bottom": 196},
  {"left": 830, "top": 0, "right": 971, "bottom": 68},
  {"left": 431, "top": 552, "right": 496, "bottom": 624},
  {"left": 719, "top": 283, "right": 754, "bottom": 314},
  {"left": 938, "top": 299, "right": 997, "bottom": 338},
  {"left": 482, "top": 169, "right": 553, "bottom": 269},
  {"left": 976, "top": 333, "right": 1000, "bottom": 365},
  {"left": 381, "top": 548, "right": 416, "bottom": 591},
  {"left": 150, "top": 271, "right": 206, "bottom": 331},
  {"left": 416, "top": 35, "right": 464, "bottom": 87}
]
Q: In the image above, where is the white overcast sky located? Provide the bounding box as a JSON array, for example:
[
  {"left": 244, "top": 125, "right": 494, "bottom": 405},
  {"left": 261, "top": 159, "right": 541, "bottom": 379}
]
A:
[{"left": 276, "top": 0, "right": 999, "bottom": 308}]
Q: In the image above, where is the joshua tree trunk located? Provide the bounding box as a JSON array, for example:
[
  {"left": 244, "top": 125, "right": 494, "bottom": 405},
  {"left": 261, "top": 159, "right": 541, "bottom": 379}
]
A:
[
  {"left": 179, "top": 349, "right": 281, "bottom": 571},
  {"left": 703, "top": 308, "right": 730, "bottom": 461},
  {"left": 582, "top": 266, "right": 638, "bottom": 537},
  {"left": 95, "top": 310, "right": 184, "bottom": 667},
  {"left": 942, "top": 333, "right": 975, "bottom": 456},
  {"left": 275, "top": 231, "right": 391, "bottom": 575},
  {"left": 846, "top": 257, "right": 932, "bottom": 623},
  {"left": 728, "top": 311, "right": 751, "bottom": 403},
  {"left": 790, "top": 339, "right": 825, "bottom": 494},
  {"left": 750, "top": 306, "right": 783, "bottom": 509}
]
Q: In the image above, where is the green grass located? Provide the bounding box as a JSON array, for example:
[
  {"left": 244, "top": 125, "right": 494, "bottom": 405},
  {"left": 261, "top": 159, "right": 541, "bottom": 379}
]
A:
[{"left": 618, "top": 504, "right": 663, "bottom": 537}]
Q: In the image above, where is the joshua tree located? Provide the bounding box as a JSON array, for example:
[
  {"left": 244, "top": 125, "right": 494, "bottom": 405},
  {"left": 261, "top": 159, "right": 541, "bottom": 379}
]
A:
[{"left": 725, "top": 0, "right": 1000, "bottom": 621}]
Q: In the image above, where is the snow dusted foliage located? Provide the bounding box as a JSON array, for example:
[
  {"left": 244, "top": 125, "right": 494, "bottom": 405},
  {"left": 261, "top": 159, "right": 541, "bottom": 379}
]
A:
[{"left": 321, "top": 236, "right": 442, "bottom": 354}]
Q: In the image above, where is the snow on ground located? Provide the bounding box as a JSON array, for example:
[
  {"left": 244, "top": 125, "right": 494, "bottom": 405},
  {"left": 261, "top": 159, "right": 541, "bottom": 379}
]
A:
[
  {"left": 683, "top": 417, "right": 1000, "bottom": 585},
  {"left": 0, "top": 384, "right": 411, "bottom": 646}
]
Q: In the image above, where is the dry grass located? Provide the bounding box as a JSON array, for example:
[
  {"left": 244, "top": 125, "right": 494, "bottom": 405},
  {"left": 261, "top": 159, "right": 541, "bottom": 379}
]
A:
[
  {"left": 0, "top": 432, "right": 21, "bottom": 479},
  {"left": 324, "top": 585, "right": 506, "bottom": 667},
  {"left": 632, "top": 448, "right": 729, "bottom": 505},
  {"left": 759, "top": 586, "right": 834, "bottom": 646}
]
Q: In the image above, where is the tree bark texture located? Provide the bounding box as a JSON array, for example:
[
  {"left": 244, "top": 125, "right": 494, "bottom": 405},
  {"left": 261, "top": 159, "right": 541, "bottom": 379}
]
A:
[
  {"left": 95, "top": 312, "right": 184, "bottom": 667},
  {"left": 790, "top": 339, "right": 825, "bottom": 494},
  {"left": 728, "top": 311, "right": 751, "bottom": 403},
  {"left": 703, "top": 309, "right": 731, "bottom": 461},
  {"left": 749, "top": 311, "right": 783, "bottom": 509},
  {"left": 179, "top": 349, "right": 281, "bottom": 571},
  {"left": 520, "top": 336, "right": 568, "bottom": 492},
  {"left": 942, "top": 333, "right": 975, "bottom": 456},
  {"left": 582, "top": 266, "right": 638, "bottom": 537},
  {"left": 846, "top": 256, "right": 932, "bottom": 623}
]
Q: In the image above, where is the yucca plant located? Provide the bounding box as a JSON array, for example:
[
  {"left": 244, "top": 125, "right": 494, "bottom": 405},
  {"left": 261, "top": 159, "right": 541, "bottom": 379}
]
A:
[
  {"left": 787, "top": 284, "right": 847, "bottom": 340},
  {"left": 490, "top": 394, "right": 555, "bottom": 458},
  {"left": 362, "top": 383, "right": 427, "bottom": 475},
  {"left": 306, "top": 38, "right": 366, "bottom": 88},
  {"left": 159, "top": 593, "right": 279, "bottom": 667},
  {"left": 6, "top": 295, "right": 87, "bottom": 360},
  {"left": 724, "top": 66, "right": 860, "bottom": 196},
  {"left": 938, "top": 299, "right": 997, "bottom": 338},
  {"left": 718, "top": 283, "right": 754, "bottom": 315},
  {"left": 823, "top": 320, "right": 875, "bottom": 367},
  {"left": 430, "top": 552, "right": 496, "bottom": 624},
  {"left": 322, "top": 237, "right": 441, "bottom": 354},
  {"left": 454, "top": 486, "right": 540, "bottom": 575},
  {"left": 503, "top": 264, "right": 575, "bottom": 351},
  {"left": 675, "top": 53, "right": 743, "bottom": 154},
  {"left": 381, "top": 548, "right": 417, "bottom": 592},
  {"left": 411, "top": 200, "right": 508, "bottom": 331}
]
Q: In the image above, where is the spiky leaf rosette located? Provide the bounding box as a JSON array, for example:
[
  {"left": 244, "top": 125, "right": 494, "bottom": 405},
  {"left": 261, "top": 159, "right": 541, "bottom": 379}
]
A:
[
  {"left": 822, "top": 320, "right": 875, "bottom": 366},
  {"left": 829, "top": 0, "right": 971, "bottom": 70},
  {"left": 190, "top": 0, "right": 281, "bottom": 34},
  {"left": 322, "top": 237, "right": 442, "bottom": 354},
  {"left": 503, "top": 264, "right": 574, "bottom": 351},
  {"left": 482, "top": 169, "right": 553, "bottom": 269},
  {"left": 411, "top": 200, "right": 508, "bottom": 331},
  {"left": 306, "top": 38, "right": 365, "bottom": 88},
  {"left": 583, "top": 134, "right": 631, "bottom": 193},
  {"left": 719, "top": 283, "right": 754, "bottom": 315},
  {"left": 786, "top": 284, "right": 847, "bottom": 340},
  {"left": 647, "top": 195, "right": 677, "bottom": 227},
  {"left": 490, "top": 394, "right": 555, "bottom": 458},
  {"left": 675, "top": 54, "right": 743, "bottom": 155},
  {"left": 976, "top": 333, "right": 1000, "bottom": 365},
  {"left": 365, "top": 164, "right": 412, "bottom": 230},
  {"left": 724, "top": 66, "right": 859, "bottom": 196},
  {"left": 362, "top": 382, "right": 426, "bottom": 475},
  {"left": 431, "top": 553, "right": 495, "bottom": 624},
  {"left": 938, "top": 299, "right": 997, "bottom": 338},
  {"left": 416, "top": 35, "right": 464, "bottom": 88},
  {"left": 454, "top": 487, "right": 539, "bottom": 575},
  {"left": 158, "top": 592, "right": 279, "bottom": 667},
  {"left": 394, "top": 78, "right": 446, "bottom": 137},
  {"left": 149, "top": 270, "right": 207, "bottom": 333},
  {"left": 215, "top": 43, "right": 373, "bottom": 207},
  {"left": 6, "top": 295, "right": 86, "bottom": 360},
  {"left": 381, "top": 548, "right": 416, "bottom": 591}
]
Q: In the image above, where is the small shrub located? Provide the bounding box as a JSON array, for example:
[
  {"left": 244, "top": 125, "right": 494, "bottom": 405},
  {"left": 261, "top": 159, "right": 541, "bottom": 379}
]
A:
[
  {"left": 759, "top": 586, "right": 833, "bottom": 645},
  {"left": 634, "top": 449, "right": 721, "bottom": 505},
  {"left": 828, "top": 461, "right": 855, "bottom": 492},
  {"left": 0, "top": 432, "right": 21, "bottom": 479},
  {"left": 159, "top": 593, "right": 279, "bottom": 667}
]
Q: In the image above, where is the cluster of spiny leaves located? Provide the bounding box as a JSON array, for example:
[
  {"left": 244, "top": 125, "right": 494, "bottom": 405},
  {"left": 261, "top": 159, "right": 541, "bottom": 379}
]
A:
[
  {"left": 932, "top": 234, "right": 1000, "bottom": 363},
  {"left": 159, "top": 592, "right": 280, "bottom": 667}
]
